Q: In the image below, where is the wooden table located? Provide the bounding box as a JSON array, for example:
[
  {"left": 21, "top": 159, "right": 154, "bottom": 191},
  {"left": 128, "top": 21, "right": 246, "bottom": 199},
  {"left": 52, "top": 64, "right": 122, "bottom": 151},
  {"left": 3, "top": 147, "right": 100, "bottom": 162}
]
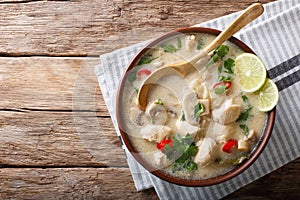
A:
[{"left": 0, "top": 0, "right": 299, "bottom": 199}]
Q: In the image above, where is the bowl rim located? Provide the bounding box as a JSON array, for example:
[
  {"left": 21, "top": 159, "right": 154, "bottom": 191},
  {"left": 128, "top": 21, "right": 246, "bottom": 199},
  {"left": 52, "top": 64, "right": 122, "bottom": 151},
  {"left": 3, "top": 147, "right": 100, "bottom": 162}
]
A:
[{"left": 116, "top": 27, "right": 276, "bottom": 187}]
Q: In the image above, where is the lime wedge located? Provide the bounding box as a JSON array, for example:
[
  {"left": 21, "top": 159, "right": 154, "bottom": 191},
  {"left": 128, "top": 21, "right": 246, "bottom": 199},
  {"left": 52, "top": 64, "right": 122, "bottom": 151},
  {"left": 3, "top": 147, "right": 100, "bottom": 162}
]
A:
[
  {"left": 254, "top": 78, "right": 279, "bottom": 112},
  {"left": 235, "top": 53, "right": 267, "bottom": 93}
]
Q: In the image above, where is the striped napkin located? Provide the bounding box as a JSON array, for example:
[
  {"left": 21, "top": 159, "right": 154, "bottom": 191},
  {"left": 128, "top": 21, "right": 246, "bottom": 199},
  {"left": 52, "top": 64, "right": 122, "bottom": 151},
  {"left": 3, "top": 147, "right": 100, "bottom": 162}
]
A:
[{"left": 95, "top": 0, "right": 300, "bottom": 199}]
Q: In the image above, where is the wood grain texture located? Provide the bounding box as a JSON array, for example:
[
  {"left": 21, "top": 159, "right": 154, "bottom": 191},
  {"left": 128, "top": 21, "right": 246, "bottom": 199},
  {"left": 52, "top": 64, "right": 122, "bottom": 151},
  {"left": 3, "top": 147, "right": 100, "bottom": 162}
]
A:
[
  {"left": 0, "top": 168, "right": 158, "bottom": 200},
  {"left": 0, "top": 160, "right": 299, "bottom": 200},
  {"left": 0, "top": 0, "right": 275, "bottom": 56}
]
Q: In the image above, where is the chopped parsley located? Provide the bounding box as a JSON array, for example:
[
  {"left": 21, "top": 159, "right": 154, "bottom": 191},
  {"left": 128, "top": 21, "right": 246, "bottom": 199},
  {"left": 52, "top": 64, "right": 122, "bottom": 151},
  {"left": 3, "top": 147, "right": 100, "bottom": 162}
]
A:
[
  {"left": 194, "top": 102, "right": 205, "bottom": 121},
  {"left": 154, "top": 98, "right": 164, "bottom": 105},
  {"left": 218, "top": 75, "right": 232, "bottom": 82},
  {"left": 163, "top": 134, "right": 198, "bottom": 172},
  {"left": 137, "top": 54, "right": 156, "bottom": 66}
]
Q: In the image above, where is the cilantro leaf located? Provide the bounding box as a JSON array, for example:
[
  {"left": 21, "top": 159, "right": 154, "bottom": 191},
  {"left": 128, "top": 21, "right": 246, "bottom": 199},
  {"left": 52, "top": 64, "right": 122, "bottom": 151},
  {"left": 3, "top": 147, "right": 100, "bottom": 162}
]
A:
[
  {"left": 137, "top": 54, "right": 156, "bottom": 66},
  {"left": 236, "top": 106, "right": 253, "bottom": 122},
  {"left": 214, "top": 45, "right": 229, "bottom": 59},
  {"left": 161, "top": 44, "right": 178, "bottom": 53},
  {"left": 154, "top": 98, "right": 163, "bottom": 105},
  {"left": 224, "top": 58, "right": 235, "bottom": 74},
  {"left": 214, "top": 84, "right": 226, "bottom": 94},
  {"left": 197, "top": 37, "right": 204, "bottom": 50},
  {"left": 239, "top": 124, "right": 249, "bottom": 137},
  {"left": 180, "top": 112, "right": 185, "bottom": 121},
  {"left": 194, "top": 102, "right": 204, "bottom": 121},
  {"left": 241, "top": 95, "right": 248, "bottom": 102},
  {"left": 163, "top": 134, "right": 198, "bottom": 173},
  {"left": 127, "top": 69, "right": 137, "bottom": 83},
  {"left": 177, "top": 37, "right": 182, "bottom": 49}
]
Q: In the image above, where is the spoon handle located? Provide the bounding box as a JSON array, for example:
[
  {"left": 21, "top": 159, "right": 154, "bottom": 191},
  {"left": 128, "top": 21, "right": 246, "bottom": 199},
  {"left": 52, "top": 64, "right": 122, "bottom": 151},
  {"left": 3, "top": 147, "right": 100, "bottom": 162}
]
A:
[{"left": 191, "top": 3, "right": 264, "bottom": 63}]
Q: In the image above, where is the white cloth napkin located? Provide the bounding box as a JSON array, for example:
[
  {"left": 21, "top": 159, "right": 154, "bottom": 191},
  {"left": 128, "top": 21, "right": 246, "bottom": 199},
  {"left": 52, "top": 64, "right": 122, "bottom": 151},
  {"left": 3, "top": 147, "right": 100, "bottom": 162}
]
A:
[{"left": 95, "top": 0, "right": 300, "bottom": 199}]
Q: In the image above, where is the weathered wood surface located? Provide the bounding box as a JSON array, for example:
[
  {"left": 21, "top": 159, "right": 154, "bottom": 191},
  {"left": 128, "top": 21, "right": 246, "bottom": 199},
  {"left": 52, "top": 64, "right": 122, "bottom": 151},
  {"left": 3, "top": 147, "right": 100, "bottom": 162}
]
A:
[
  {"left": 0, "top": 0, "right": 274, "bottom": 56},
  {"left": 1, "top": 0, "right": 299, "bottom": 199}
]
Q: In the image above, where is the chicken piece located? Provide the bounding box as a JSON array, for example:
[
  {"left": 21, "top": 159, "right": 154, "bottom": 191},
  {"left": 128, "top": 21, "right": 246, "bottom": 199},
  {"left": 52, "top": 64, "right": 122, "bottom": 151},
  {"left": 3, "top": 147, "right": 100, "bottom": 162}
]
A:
[
  {"left": 176, "top": 119, "right": 199, "bottom": 138},
  {"left": 145, "top": 102, "right": 168, "bottom": 125},
  {"left": 238, "top": 139, "right": 250, "bottom": 152},
  {"left": 181, "top": 92, "right": 210, "bottom": 126},
  {"left": 190, "top": 80, "right": 210, "bottom": 99},
  {"left": 212, "top": 99, "right": 241, "bottom": 125},
  {"left": 199, "top": 99, "right": 210, "bottom": 116},
  {"left": 209, "top": 122, "right": 235, "bottom": 142},
  {"left": 140, "top": 125, "right": 172, "bottom": 142},
  {"left": 244, "top": 129, "right": 256, "bottom": 141},
  {"left": 194, "top": 137, "right": 216, "bottom": 167},
  {"left": 152, "top": 151, "right": 173, "bottom": 168}
]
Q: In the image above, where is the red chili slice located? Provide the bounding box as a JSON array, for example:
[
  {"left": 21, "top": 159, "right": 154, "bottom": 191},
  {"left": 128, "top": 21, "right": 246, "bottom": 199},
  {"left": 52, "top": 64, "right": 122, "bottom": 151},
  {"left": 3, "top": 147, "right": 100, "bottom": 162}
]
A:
[
  {"left": 157, "top": 139, "right": 173, "bottom": 151},
  {"left": 213, "top": 81, "right": 232, "bottom": 90},
  {"left": 222, "top": 139, "right": 238, "bottom": 153},
  {"left": 137, "top": 69, "right": 151, "bottom": 79}
]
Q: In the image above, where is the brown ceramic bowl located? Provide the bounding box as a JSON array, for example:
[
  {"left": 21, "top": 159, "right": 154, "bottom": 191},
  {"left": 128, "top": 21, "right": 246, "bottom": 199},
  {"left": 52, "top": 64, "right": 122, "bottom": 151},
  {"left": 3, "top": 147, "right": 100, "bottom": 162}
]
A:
[{"left": 116, "top": 27, "right": 276, "bottom": 187}]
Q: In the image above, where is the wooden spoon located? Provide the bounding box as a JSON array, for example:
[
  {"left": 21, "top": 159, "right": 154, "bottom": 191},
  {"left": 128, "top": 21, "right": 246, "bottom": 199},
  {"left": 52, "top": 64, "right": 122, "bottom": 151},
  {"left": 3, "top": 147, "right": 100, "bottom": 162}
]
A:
[{"left": 137, "top": 3, "right": 264, "bottom": 110}]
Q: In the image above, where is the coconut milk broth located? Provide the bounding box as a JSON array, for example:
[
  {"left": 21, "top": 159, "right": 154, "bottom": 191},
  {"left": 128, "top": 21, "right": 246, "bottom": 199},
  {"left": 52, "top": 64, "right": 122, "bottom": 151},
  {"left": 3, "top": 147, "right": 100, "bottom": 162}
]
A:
[{"left": 119, "top": 32, "right": 267, "bottom": 179}]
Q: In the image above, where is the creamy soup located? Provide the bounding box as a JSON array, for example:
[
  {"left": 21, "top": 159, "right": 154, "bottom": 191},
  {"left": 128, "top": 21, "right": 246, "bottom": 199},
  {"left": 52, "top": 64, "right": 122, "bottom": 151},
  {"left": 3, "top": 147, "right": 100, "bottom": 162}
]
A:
[{"left": 119, "top": 32, "right": 267, "bottom": 180}]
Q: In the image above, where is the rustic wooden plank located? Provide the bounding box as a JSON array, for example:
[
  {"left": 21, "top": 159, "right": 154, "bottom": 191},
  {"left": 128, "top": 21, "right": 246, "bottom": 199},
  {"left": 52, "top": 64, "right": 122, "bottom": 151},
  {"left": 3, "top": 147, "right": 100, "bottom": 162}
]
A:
[
  {"left": 0, "top": 111, "right": 127, "bottom": 166},
  {"left": 225, "top": 158, "right": 300, "bottom": 200},
  {"left": 0, "top": 57, "right": 109, "bottom": 114},
  {"left": 0, "top": 0, "right": 276, "bottom": 56},
  {"left": 0, "top": 160, "right": 299, "bottom": 199},
  {"left": 0, "top": 167, "right": 158, "bottom": 200}
]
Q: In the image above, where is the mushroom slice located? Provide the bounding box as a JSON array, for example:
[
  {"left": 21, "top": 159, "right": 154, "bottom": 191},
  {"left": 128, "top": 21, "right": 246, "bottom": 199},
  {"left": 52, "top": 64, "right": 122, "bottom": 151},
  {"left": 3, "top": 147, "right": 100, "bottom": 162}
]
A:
[
  {"left": 181, "top": 92, "right": 210, "bottom": 125},
  {"left": 140, "top": 125, "right": 172, "bottom": 142},
  {"left": 212, "top": 99, "right": 241, "bottom": 125},
  {"left": 190, "top": 80, "right": 210, "bottom": 99},
  {"left": 129, "top": 107, "right": 150, "bottom": 126},
  {"left": 176, "top": 119, "right": 199, "bottom": 138},
  {"left": 145, "top": 102, "right": 168, "bottom": 125},
  {"left": 194, "top": 137, "right": 216, "bottom": 167},
  {"left": 245, "top": 129, "right": 256, "bottom": 141},
  {"left": 152, "top": 151, "right": 173, "bottom": 168}
]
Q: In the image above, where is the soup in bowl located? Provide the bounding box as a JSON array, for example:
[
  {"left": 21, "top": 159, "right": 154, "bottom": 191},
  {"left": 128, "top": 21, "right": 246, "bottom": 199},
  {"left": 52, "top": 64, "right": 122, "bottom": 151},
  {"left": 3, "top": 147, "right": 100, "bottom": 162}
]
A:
[{"left": 116, "top": 27, "right": 275, "bottom": 186}]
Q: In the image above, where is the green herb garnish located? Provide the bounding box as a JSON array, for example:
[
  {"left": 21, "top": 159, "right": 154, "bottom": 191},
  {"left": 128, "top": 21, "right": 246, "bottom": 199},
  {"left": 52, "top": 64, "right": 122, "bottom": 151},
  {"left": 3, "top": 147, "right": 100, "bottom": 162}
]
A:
[
  {"left": 218, "top": 75, "right": 232, "bottom": 82},
  {"left": 239, "top": 124, "right": 249, "bottom": 137},
  {"left": 194, "top": 102, "right": 205, "bottom": 121},
  {"left": 214, "top": 84, "right": 227, "bottom": 94},
  {"left": 128, "top": 69, "right": 137, "bottom": 83},
  {"left": 154, "top": 98, "right": 164, "bottom": 105},
  {"left": 236, "top": 106, "right": 253, "bottom": 122},
  {"left": 206, "top": 44, "right": 229, "bottom": 68},
  {"left": 163, "top": 134, "right": 198, "bottom": 172},
  {"left": 137, "top": 54, "right": 156, "bottom": 66},
  {"left": 180, "top": 112, "right": 185, "bottom": 121},
  {"left": 177, "top": 37, "right": 182, "bottom": 49},
  {"left": 161, "top": 44, "right": 178, "bottom": 53},
  {"left": 224, "top": 58, "right": 235, "bottom": 74},
  {"left": 197, "top": 37, "right": 204, "bottom": 50},
  {"left": 241, "top": 94, "right": 248, "bottom": 102}
]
